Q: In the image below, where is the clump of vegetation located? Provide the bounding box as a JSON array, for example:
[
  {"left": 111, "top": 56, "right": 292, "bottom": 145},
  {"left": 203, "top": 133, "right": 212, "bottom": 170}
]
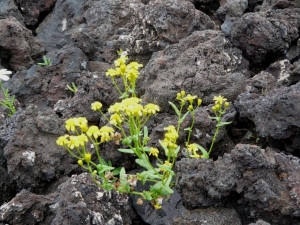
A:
[
  {"left": 56, "top": 52, "right": 230, "bottom": 209},
  {"left": 0, "top": 69, "right": 16, "bottom": 117}
]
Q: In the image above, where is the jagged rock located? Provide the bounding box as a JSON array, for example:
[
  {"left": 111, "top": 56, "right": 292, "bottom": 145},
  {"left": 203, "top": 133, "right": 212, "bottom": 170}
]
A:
[
  {"left": 117, "top": 0, "right": 215, "bottom": 54},
  {"left": 0, "top": 0, "right": 24, "bottom": 24},
  {"left": 137, "top": 30, "right": 249, "bottom": 111},
  {"left": 3, "top": 105, "right": 73, "bottom": 192},
  {"left": 260, "top": 0, "right": 300, "bottom": 11},
  {"left": 230, "top": 8, "right": 300, "bottom": 67},
  {"left": 0, "top": 173, "right": 135, "bottom": 225},
  {"left": 217, "top": 0, "right": 248, "bottom": 21},
  {"left": 235, "top": 80, "right": 300, "bottom": 143},
  {"left": 14, "top": 0, "right": 57, "bottom": 26},
  {"left": 175, "top": 144, "right": 300, "bottom": 224},
  {"left": 248, "top": 219, "right": 271, "bottom": 225},
  {"left": 6, "top": 46, "right": 88, "bottom": 108},
  {"left": 172, "top": 207, "right": 242, "bottom": 225},
  {"left": 0, "top": 17, "right": 44, "bottom": 71}
]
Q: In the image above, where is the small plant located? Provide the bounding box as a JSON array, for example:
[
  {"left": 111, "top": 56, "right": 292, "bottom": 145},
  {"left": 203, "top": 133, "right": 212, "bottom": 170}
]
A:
[
  {"left": 0, "top": 69, "right": 16, "bottom": 117},
  {"left": 56, "top": 52, "right": 231, "bottom": 209},
  {"left": 67, "top": 82, "right": 78, "bottom": 93},
  {"left": 37, "top": 55, "right": 51, "bottom": 67}
]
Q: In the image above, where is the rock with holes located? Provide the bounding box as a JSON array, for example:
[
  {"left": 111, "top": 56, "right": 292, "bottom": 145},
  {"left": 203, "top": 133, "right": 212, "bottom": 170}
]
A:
[
  {"left": 230, "top": 8, "right": 300, "bottom": 67},
  {"left": 0, "top": 17, "right": 44, "bottom": 71},
  {"left": 137, "top": 30, "right": 249, "bottom": 111},
  {"left": 260, "top": 0, "right": 300, "bottom": 11},
  {"left": 0, "top": 173, "right": 135, "bottom": 225},
  {"left": 175, "top": 144, "right": 300, "bottom": 225},
  {"left": 14, "top": 0, "right": 57, "bottom": 26}
]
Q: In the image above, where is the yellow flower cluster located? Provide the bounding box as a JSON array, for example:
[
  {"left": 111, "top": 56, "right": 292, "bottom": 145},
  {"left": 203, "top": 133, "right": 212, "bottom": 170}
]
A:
[
  {"left": 56, "top": 117, "right": 115, "bottom": 148},
  {"left": 149, "top": 147, "right": 159, "bottom": 157},
  {"left": 106, "top": 97, "right": 160, "bottom": 125},
  {"left": 161, "top": 125, "right": 178, "bottom": 154},
  {"left": 105, "top": 55, "right": 143, "bottom": 83},
  {"left": 176, "top": 90, "right": 202, "bottom": 111},
  {"left": 212, "top": 95, "right": 229, "bottom": 115},
  {"left": 186, "top": 143, "right": 202, "bottom": 158}
]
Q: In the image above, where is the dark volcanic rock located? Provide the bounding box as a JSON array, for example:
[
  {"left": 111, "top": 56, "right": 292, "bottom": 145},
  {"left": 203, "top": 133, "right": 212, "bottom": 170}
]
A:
[
  {"left": 230, "top": 8, "right": 300, "bottom": 67},
  {"left": 138, "top": 30, "right": 249, "bottom": 111},
  {"left": 235, "top": 81, "right": 300, "bottom": 146},
  {"left": 3, "top": 105, "right": 74, "bottom": 193},
  {"left": 0, "top": 173, "right": 135, "bottom": 225},
  {"left": 172, "top": 207, "right": 242, "bottom": 225},
  {"left": 0, "top": 0, "right": 24, "bottom": 24},
  {"left": 14, "top": 0, "right": 57, "bottom": 26},
  {"left": 0, "top": 17, "right": 44, "bottom": 71},
  {"left": 119, "top": 0, "right": 215, "bottom": 54},
  {"left": 260, "top": 0, "right": 300, "bottom": 11},
  {"left": 175, "top": 144, "right": 300, "bottom": 224}
]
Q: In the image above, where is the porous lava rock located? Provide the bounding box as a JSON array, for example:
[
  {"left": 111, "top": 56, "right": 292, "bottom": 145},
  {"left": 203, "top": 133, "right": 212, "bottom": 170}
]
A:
[
  {"left": 0, "top": 17, "right": 44, "bottom": 71},
  {"left": 138, "top": 30, "right": 249, "bottom": 111},
  {"left": 176, "top": 144, "right": 300, "bottom": 224},
  {"left": 0, "top": 173, "right": 135, "bottom": 225}
]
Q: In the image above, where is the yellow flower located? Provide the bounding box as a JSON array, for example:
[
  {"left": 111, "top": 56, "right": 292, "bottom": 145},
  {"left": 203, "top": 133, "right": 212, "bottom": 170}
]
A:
[
  {"left": 187, "top": 143, "right": 198, "bottom": 152},
  {"left": 176, "top": 90, "right": 186, "bottom": 101},
  {"left": 224, "top": 102, "right": 230, "bottom": 108},
  {"left": 164, "top": 125, "right": 178, "bottom": 141},
  {"left": 183, "top": 94, "right": 197, "bottom": 104},
  {"left": 65, "top": 118, "right": 77, "bottom": 132},
  {"left": 125, "top": 67, "right": 139, "bottom": 82},
  {"left": 197, "top": 99, "right": 202, "bottom": 106},
  {"left": 187, "top": 105, "right": 193, "bottom": 111},
  {"left": 91, "top": 101, "right": 102, "bottom": 111},
  {"left": 56, "top": 135, "right": 69, "bottom": 146},
  {"left": 149, "top": 147, "right": 159, "bottom": 157},
  {"left": 164, "top": 160, "right": 172, "bottom": 167},
  {"left": 213, "top": 95, "right": 227, "bottom": 105},
  {"left": 153, "top": 203, "right": 162, "bottom": 210},
  {"left": 109, "top": 113, "right": 123, "bottom": 126},
  {"left": 99, "top": 126, "right": 114, "bottom": 142},
  {"left": 114, "top": 55, "right": 128, "bottom": 67},
  {"left": 68, "top": 136, "right": 80, "bottom": 149},
  {"left": 125, "top": 103, "right": 144, "bottom": 117},
  {"left": 108, "top": 102, "right": 124, "bottom": 113},
  {"left": 84, "top": 153, "right": 92, "bottom": 163},
  {"left": 144, "top": 103, "right": 160, "bottom": 115},
  {"left": 76, "top": 117, "right": 88, "bottom": 132},
  {"left": 86, "top": 126, "right": 101, "bottom": 139},
  {"left": 106, "top": 68, "right": 118, "bottom": 77},
  {"left": 128, "top": 61, "right": 143, "bottom": 70},
  {"left": 121, "top": 97, "right": 142, "bottom": 106},
  {"left": 77, "top": 134, "right": 88, "bottom": 146}
]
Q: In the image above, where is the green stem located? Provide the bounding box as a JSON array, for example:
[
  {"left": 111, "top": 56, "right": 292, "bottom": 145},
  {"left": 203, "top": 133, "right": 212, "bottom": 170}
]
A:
[{"left": 208, "top": 123, "right": 220, "bottom": 156}]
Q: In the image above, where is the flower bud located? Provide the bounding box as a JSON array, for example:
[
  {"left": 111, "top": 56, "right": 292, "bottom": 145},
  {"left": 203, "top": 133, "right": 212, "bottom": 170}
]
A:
[
  {"left": 78, "top": 159, "right": 83, "bottom": 166},
  {"left": 197, "top": 99, "right": 202, "bottom": 106},
  {"left": 84, "top": 153, "right": 92, "bottom": 163},
  {"left": 224, "top": 102, "right": 229, "bottom": 108},
  {"left": 180, "top": 90, "right": 185, "bottom": 97}
]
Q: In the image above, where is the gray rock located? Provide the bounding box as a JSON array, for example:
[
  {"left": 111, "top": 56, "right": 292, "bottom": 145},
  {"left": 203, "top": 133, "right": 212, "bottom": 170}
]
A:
[
  {"left": 0, "top": 0, "right": 24, "bottom": 24},
  {"left": 138, "top": 30, "right": 249, "bottom": 111},
  {"left": 0, "top": 17, "right": 44, "bottom": 71},
  {"left": 234, "top": 81, "right": 300, "bottom": 140},
  {"left": 0, "top": 173, "right": 135, "bottom": 225},
  {"left": 260, "top": 0, "right": 300, "bottom": 11},
  {"left": 175, "top": 144, "right": 300, "bottom": 224},
  {"left": 248, "top": 219, "right": 271, "bottom": 225},
  {"left": 172, "top": 207, "right": 242, "bottom": 225},
  {"left": 14, "top": 0, "right": 57, "bottom": 26},
  {"left": 217, "top": 0, "right": 248, "bottom": 21}
]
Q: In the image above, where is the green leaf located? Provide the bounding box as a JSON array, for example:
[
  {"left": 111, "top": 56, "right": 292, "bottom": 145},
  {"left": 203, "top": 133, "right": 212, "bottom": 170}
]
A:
[
  {"left": 99, "top": 157, "right": 107, "bottom": 166},
  {"left": 216, "top": 121, "right": 232, "bottom": 127},
  {"left": 169, "top": 101, "right": 180, "bottom": 115},
  {"left": 143, "top": 191, "right": 153, "bottom": 201},
  {"left": 193, "top": 144, "right": 209, "bottom": 158},
  {"left": 184, "top": 127, "right": 192, "bottom": 131},
  {"left": 118, "top": 148, "right": 135, "bottom": 154},
  {"left": 179, "top": 111, "right": 190, "bottom": 123},
  {"left": 119, "top": 167, "right": 127, "bottom": 186},
  {"left": 142, "top": 147, "right": 151, "bottom": 152},
  {"left": 96, "top": 164, "right": 115, "bottom": 174},
  {"left": 113, "top": 167, "right": 121, "bottom": 176},
  {"left": 156, "top": 163, "right": 173, "bottom": 173},
  {"left": 159, "top": 139, "right": 170, "bottom": 156},
  {"left": 135, "top": 158, "right": 151, "bottom": 170}
]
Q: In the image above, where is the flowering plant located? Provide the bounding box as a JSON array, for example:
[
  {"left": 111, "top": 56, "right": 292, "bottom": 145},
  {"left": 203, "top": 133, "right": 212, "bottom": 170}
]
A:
[
  {"left": 0, "top": 69, "right": 16, "bottom": 116},
  {"left": 56, "top": 52, "right": 230, "bottom": 209}
]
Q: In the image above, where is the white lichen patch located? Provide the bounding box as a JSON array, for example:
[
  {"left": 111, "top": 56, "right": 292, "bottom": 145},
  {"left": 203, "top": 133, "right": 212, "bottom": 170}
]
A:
[
  {"left": 96, "top": 191, "right": 104, "bottom": 200},
  {"left": 22, "top": 151, "right": 35, "bottom": 165},
  {"left": 278, "top": 59, "right": 290, "bottom": 83},
  {"left": 62, "top": 18, "right": 67, "bottom": 32}
]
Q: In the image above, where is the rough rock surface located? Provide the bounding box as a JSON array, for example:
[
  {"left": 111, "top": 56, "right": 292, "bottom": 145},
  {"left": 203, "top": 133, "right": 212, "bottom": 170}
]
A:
[
  {"left": 138, "top": 30, "right": 249, "bottom": 111},
  {"left": 0, "top": 173, "right": 135, "bottom": 225},
  {"left": 172, "top": 207, "right": 242, "bottom": 225},
  {"left": 14, "top": 0, "right": 57, "bottom": 26},
  {"left": 231, "top": 8, "right": 300, "bottom": 67},
  {"left": 0, "top": 17, "right": 44, "bottom": 71},
  {"left": 176, "top": 144, "right": 300, "bottom": 224}
]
